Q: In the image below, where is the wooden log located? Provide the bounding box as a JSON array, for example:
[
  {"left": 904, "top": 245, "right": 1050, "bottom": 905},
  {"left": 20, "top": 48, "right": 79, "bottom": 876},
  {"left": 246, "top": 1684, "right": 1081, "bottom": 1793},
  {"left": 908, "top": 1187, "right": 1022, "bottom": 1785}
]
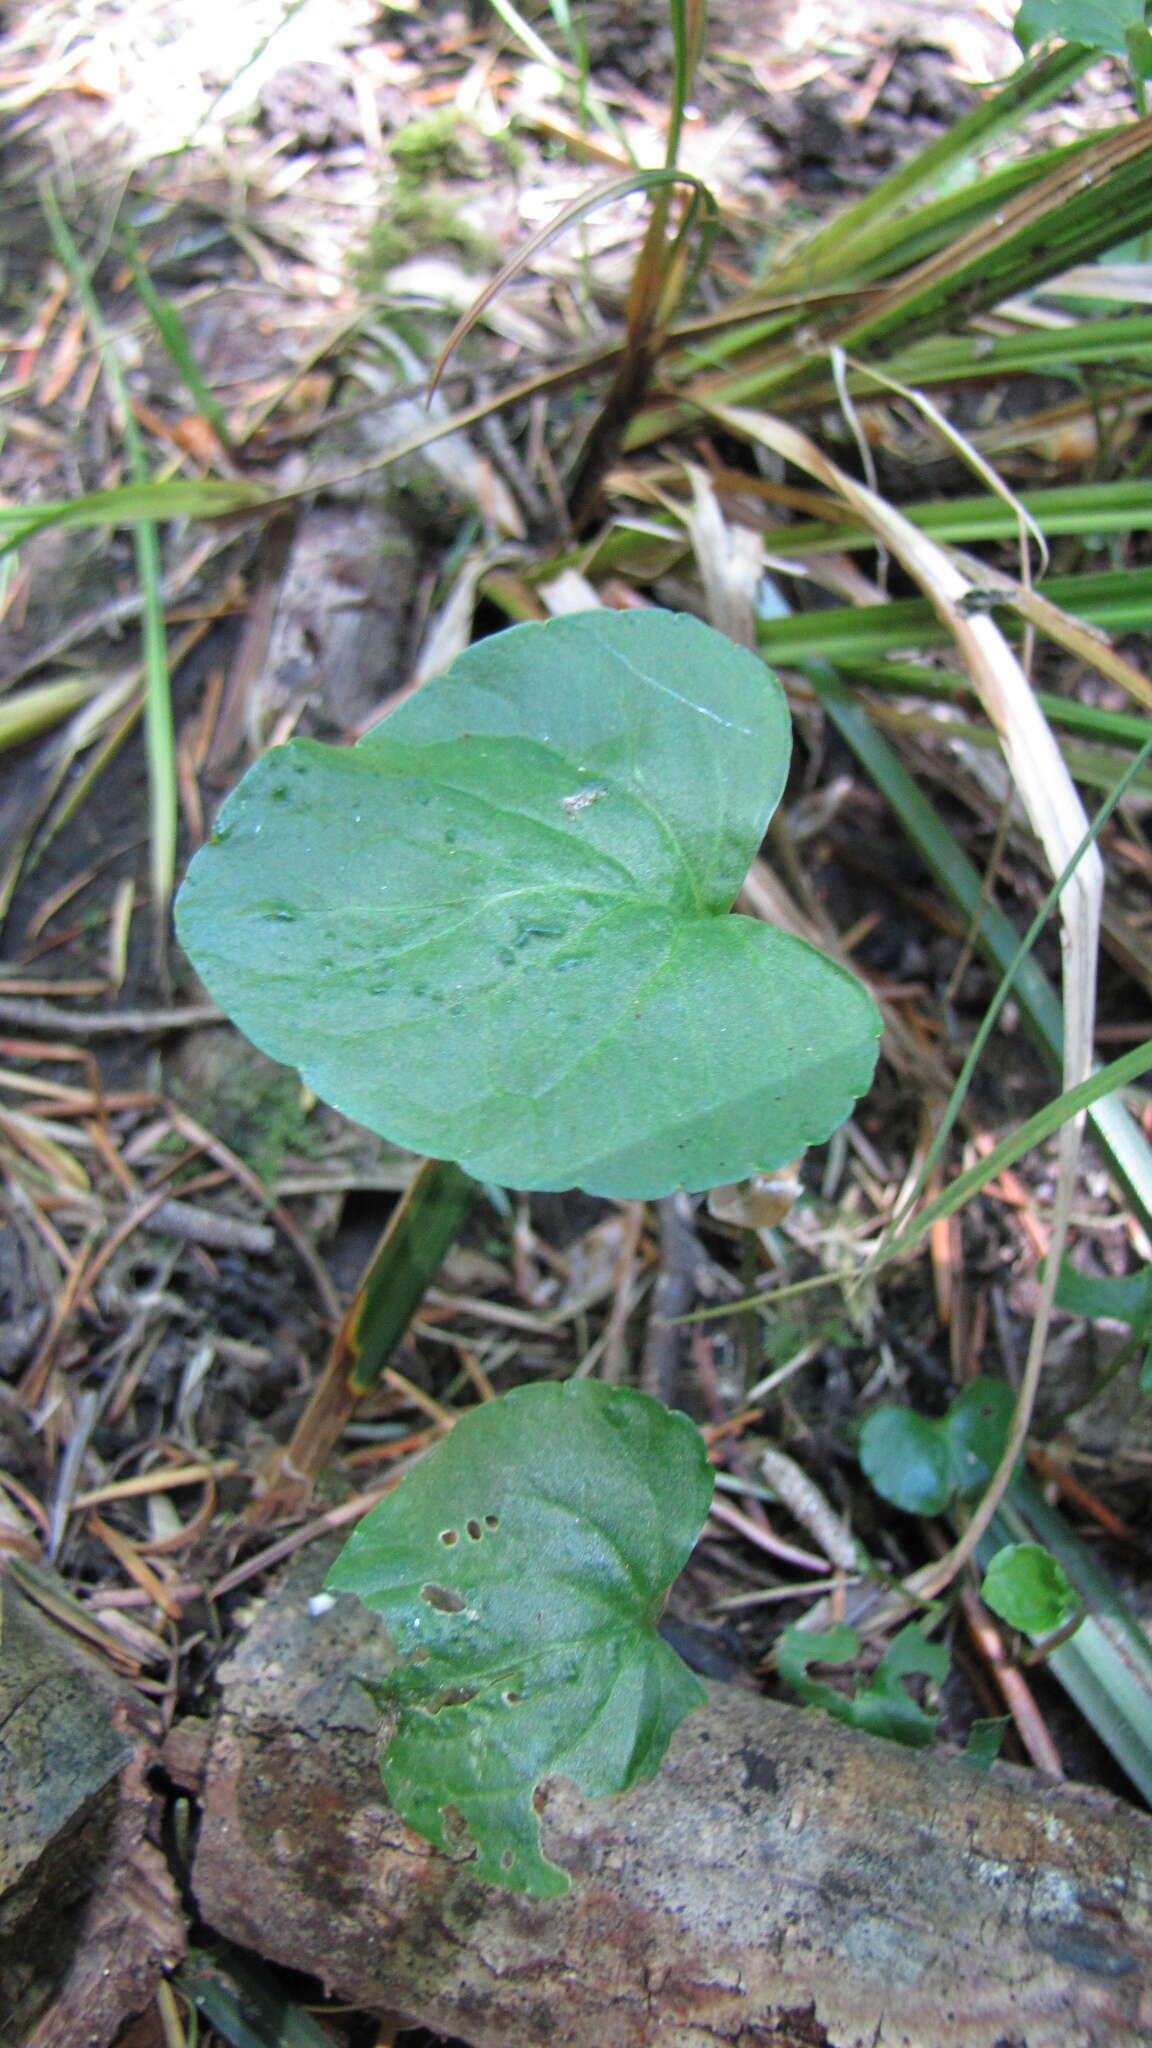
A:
[
  {"left": 191, "top": 1553, "right": 1152, "bottom": 2048},
  {"left": 0, "top": 1574, "right": 184, "bottom": 2048}
]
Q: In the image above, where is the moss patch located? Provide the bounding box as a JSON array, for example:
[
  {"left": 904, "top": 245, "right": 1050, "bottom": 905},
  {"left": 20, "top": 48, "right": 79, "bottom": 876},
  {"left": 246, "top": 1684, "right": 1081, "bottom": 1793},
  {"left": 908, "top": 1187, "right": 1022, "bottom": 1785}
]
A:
[{"left": 166, "top": 1034, "right": 323, "bottom": 1187}]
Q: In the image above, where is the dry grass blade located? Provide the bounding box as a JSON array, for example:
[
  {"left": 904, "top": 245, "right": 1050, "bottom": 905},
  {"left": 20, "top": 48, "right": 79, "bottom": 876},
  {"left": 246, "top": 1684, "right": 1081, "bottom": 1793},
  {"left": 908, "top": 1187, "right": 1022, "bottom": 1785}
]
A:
[
  {"left": 429, "top": 167, "right": 715, "bottom": 401},
  {"left": 946, "top": 548, "right": 1152, "bottom": 716},
  {"left": 837, "top": 353, "right": 1050, "bottom": 582},
  {"left": 163, "top": 1102, "right": 340, "bottom": 1319},
  {"left": 39, "top": 185, "right": 178, "bottom": 966},
  {"left": 707, "top": 401, "right": 1103, "bottom": 1596},
  {"left": 683, "top": 463, "right": 762, "bottom": 648}
]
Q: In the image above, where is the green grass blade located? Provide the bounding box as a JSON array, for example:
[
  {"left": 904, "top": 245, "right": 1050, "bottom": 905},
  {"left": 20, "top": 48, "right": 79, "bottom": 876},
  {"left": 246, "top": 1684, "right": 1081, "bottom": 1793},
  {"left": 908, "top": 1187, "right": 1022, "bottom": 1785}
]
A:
[
  {"left": 346, "top": 1159, "right": 478, "bottom": 1394},
  {"left": 772, "top": 136, "right": 1105, "bottom": 303},
  {"left": 125, "top": 233, "right": 233, "bottom": 446},
  {"left": 665, "top": 0, "right": 707, "bottom": 168},
  {"left": 757, "top": 567, "right": 1152, "bottom": 663},
  {"left": 859, "top": 713, "right": 1152, "bottom": 798},
  {"left": 175, "top": 1945, "right": 337, "bottom": 2048},
  {"left": 804, "top": 664, "right": 1152, "bottom": 1231},
  {"left": 842, "top": 119, "right": 1152, "bottom": 363},
  {"left": 886, "top": 314, "right": 1152, "bottom": 385},
  {"left": 766, "top": 42, "right": 1096, "bottom": 291},
  {"left": 883, "top": 1041, "right": 1152, "bottom": 1261},
  {"left": 712, "top": 1036, "right": 1152, "bottom": 1318},
  {"left": 638, "top": 118, "right": 1152, "bottom": 433},
  {"left": 838, "top": 661, "right": 1152, "bottom": 749},
  {"left": 886, "top": 734, "right": 1152, "bottom": 1244},
  {"left": 0, "top": 478, "right": 266, "bottom": 555},
  {"left": 636, "top": 54, "right": 1103, "bottom": 428},
  {"left": 484, "top": 0, "right": 627, "bottom": 147},
  {"left": 0, "top": 678, "right": 99, "bottom": 749},
  {"left": 135, "top": 518, "right": 175, "bottom": 958},
  {"left": 41, "top": 186, "right": 178, "bottom": 960},
  {"left": 486, "top": 0, "right": 572, "bottom": 71},
  {"left": 628, "top": 168, "right": 1149, "bottom": 440},
  {"left": 265, "top": 1156, "right": 479, "bottom": 1493},
  {"left": 759, "top": 478, "right": 1152, "bottom": 558}
]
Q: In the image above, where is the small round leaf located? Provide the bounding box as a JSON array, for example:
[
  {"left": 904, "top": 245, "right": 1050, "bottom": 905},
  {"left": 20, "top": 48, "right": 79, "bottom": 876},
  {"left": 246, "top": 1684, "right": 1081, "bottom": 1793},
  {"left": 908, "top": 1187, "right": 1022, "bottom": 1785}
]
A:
[
  {"left": 981, "top": 1543, "right": 1079, "bottom": 1635},
  {"left": 858, "top": 1405, "right": 951, "bottom": 1516},
  {"left": 943, "top": 1377, "right": 1015, "bottom": 1501}
]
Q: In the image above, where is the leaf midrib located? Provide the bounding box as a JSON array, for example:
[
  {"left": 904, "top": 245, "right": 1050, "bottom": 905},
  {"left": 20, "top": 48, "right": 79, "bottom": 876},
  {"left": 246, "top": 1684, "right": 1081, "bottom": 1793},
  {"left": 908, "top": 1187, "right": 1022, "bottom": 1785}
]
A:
[
  {"left": 387, "top": 754, "right": 711, "bottom": 914},
  {"left": 396, "top": 1610, "right": 659, "bottom": 1703}
]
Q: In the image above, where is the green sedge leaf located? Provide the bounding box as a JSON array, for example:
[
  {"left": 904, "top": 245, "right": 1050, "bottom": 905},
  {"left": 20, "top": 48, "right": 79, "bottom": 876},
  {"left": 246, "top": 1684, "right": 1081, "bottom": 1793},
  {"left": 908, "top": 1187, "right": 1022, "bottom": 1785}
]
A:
[
  {"left": 326, "top": 1381, "right": 714, "bottom": 1897},
  {"left": 176, "top": 609, "right": 881, "bottom": 1197}
]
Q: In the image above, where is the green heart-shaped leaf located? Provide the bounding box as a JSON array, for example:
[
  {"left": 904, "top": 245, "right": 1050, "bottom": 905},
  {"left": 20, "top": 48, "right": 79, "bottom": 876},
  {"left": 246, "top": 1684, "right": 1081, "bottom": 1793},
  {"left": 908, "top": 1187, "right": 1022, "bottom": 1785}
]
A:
[
  {"left": 858, "top": 1405, "right": 951, "bottom": 1515},
  {"left": 943, "top": 1377, "right": 1014, "bottom": 1501},
  {"left": 858, "top": 1377, "right": 1014, "bottom": 1516},
  {"left": 176, "top": 609, "right": 880, "bottom": 1196},
  {"left": 1053, "top": 1258, "right": 1152, "bottom": 1337},
  {"left": 325, "top": 1380, "right": 714, "bottom": 1896},
  {"left": 1014, "top": 0, "right": 1143, "bottom": 58}
]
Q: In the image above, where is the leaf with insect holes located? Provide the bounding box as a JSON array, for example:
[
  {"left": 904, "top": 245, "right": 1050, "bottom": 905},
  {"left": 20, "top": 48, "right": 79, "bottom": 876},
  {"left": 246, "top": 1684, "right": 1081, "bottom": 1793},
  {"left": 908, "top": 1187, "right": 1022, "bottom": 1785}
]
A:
[
  {"left": 325, "top": 1380, "right": 714, "bottom": 1897},
  {"left": 175, "top": 609, "right": 880, "bottom": 1198},
  {"left": 778, "top": 1620, "right": 949, "bottom": 1748}
]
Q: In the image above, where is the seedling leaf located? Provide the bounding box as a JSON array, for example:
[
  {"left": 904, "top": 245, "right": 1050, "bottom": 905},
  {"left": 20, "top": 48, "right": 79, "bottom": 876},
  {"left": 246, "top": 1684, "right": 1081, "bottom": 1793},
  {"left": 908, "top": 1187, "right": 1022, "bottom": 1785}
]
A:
[
  {"left": 778, "top": 1620, "right": 948, "bottom": 1747},
  {"left": 1014, "top": 0, "right": 1144, "bottom": 58},
  {"left": 982, "top": 1542, "right": 1079, "bottom": 1634},
  {"left": 1054, "top": 1258, "right": 1152, "bottom": 1393},
  {"left": 325, "top": 1380, "right": 714, "bottom": 1896},
  {"left": 1054, "top": 1258, "right": 1152, "bottom": 1334},
  {"left": 176, "top": 610, "right": 881, "bottom": 1197},
  {"left": 859, "top": 1378, "right": 1015, "bottom": 1515},
  {"left": 858, "top": 1406, "right": 951, "bottom": 1515},
  {"left": 777, "top": 1621, "right": 860, "bottom": 1704},
  {"left": 942, "top": 1378, "right": 1015, "bottom": 1501}
]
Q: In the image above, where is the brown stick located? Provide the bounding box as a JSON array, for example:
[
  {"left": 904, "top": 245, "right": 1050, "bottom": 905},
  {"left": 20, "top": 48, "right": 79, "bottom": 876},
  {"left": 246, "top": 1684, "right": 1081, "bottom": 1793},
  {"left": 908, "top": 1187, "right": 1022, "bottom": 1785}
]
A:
[
  {"left": 191, "top": 1552, "right": 1152, "bottom": 2048},
  {"left": 0, "top": 997, "right": 223, "bottom": 1035}
]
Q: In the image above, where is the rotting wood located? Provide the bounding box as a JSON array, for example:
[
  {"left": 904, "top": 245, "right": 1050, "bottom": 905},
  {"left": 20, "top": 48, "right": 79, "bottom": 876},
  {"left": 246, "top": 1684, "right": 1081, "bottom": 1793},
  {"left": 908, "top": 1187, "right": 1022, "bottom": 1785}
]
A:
[
  {"left": 0, "top": 1577, "right": 184, "bottom": 2048},
  {"left": 190, "top": 1552, "right": 1152, "bottom": 2048}
]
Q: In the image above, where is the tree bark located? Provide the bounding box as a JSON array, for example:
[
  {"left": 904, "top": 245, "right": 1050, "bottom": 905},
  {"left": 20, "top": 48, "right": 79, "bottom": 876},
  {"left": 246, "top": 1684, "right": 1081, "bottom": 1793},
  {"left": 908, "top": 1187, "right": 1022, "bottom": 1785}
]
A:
[
  {"left": 0, "top": 1575, "right": 184, "bottom": 2048},
  {"left": 190, "top": 1553, "right": 1152, "bottom": 2048}
]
